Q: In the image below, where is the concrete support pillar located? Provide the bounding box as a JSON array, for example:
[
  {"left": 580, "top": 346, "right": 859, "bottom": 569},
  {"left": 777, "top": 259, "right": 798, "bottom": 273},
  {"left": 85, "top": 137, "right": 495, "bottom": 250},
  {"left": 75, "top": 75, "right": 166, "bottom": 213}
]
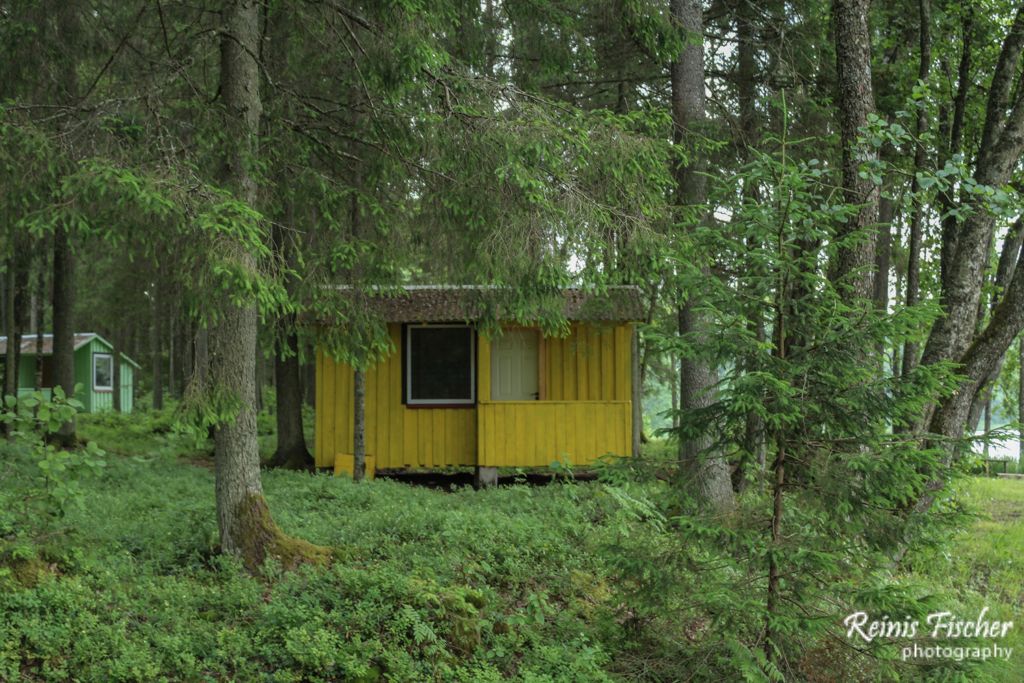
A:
[{"left": 474, "top": 466, "right": 498, "bottom": 488}]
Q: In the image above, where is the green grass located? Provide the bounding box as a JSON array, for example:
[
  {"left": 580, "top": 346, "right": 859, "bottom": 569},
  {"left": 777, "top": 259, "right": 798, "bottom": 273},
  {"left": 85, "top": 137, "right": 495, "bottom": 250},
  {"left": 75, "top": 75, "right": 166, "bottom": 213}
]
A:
[
  {"left": 903, "top": 477, "right": 1024, "bottom": 681},
  {"left": 3, "top": 415, "right": 624, "bottom": 682},
  {"left": 2, "top": 416, "right": 1021, "bottom": 681}
]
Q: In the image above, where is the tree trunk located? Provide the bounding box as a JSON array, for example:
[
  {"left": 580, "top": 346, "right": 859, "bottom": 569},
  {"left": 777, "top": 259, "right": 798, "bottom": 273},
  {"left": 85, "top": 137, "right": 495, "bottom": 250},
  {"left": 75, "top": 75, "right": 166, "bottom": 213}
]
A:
[
  {"left": 966, "top": 219, "right": 1024, "bottom": 432},
  {"left": 765, "top": 282, "right": 790, "bottom": 667},
  {"left": 33, "top": 262, "right": 44, "bottom": 390},
  {"left": 901, "top": 0, "right": 932, "bottom": 378},
  {"left": 353, "top": 368, "right": 366, "bottom": 481},
  {"left": 831, "top": 0, "right": 879, "bottom": 298},
  {"left": 265, "top": 189, "right": 311, "bottom": 469},
  {"left": 183, "top": 319, "right": 193, "bottom": 390},
  {"left": 213, "top": 0, "right": 325, "bottom": 572},
  {"left": 873, "top": 198, "right": 893, "bottom": 313},
  {"left": 928, "top": 251, "right": 1024, "bottom": 451},
  {"left": 303, "top": 357, "right": 316, "bottom": 408},
  {"left": 195, "top": 327, "right": 209, "bottom": 389},
  {"left": 151, "top": 288, "right": 163, "bottom": 410},
  {"left": 50, "top": 0, "right": 78, "bottom": 446},
  {"left": 935, "top": 8, "right": 973, "bottom": 309},
  {"left": 254, "top": 342, "right": 263, "bottom": 414},
  {"left": 920, "top": 7, "right": 1024, "bottom": 373},
  {"left": 670, "top": 0, "right": 734, "bottom": 512},
  {"left": 52, "top": 226, "right": 75, "bottom": 445},
  {"left": 3, "top": 260, "right": 19, "bottom": 403},
  {"left": 736, "top": 0, "right": 766, "bottom": 491},
  {"left": 269, "top": 327, "right": 312, "bottom": 469},
  {"left": 168, "top": 312, "right": 176, "bottom": 400},
  {"left": 670, "top": 359, "right": 679, "bottom": 429}
]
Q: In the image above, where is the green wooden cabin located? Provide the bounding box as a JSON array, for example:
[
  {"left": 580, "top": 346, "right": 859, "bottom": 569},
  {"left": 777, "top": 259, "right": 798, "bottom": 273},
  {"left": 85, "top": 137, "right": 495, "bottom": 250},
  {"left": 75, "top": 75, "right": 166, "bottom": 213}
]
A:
[{"left": 0, "top": 333, "right": 139, "bottom": 413}]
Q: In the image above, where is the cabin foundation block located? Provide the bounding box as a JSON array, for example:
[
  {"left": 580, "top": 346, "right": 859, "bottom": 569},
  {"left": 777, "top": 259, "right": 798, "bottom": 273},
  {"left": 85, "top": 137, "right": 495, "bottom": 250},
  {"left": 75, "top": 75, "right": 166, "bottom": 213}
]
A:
[{"left": 474, "top": 466, "right": 498, "bottom": 488}]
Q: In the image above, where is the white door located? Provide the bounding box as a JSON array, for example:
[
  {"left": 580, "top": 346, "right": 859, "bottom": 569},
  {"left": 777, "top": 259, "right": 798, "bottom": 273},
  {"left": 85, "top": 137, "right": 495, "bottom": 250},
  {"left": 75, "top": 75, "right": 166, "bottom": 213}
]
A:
[{"left": 491, "top": 329, "right": 539, "bottom": 401}]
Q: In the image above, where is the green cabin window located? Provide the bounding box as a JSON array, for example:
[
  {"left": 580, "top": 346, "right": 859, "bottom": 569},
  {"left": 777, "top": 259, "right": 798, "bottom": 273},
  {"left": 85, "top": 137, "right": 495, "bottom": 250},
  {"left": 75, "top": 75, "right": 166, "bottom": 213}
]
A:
[
  {"left": 405, "top": 324, "right": 475, "bottom": 406},
  {"left": 93, "top": 353, "right": 114, "bottom": 392}
]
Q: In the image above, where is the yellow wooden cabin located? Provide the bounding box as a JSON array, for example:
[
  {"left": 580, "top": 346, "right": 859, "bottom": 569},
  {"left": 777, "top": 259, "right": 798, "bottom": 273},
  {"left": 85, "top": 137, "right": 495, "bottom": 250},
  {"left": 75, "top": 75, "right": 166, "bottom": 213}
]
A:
[{"left": 315, "top": 286, "right": 642, "bottom": 482}]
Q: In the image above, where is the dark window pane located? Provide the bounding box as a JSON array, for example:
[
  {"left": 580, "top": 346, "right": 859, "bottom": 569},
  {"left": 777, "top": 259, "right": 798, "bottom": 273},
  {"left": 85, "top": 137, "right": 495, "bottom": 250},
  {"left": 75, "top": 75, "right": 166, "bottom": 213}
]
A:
[{"left": 409, "top": 327, "right": 473, "bottom": 402}]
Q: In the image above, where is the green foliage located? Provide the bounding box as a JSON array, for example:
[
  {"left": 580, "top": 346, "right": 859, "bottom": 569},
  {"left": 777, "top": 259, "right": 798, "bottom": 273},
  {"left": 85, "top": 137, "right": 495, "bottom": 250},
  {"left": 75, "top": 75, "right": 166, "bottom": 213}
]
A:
[
  {"left": 0, "top": 388, "right": 106, "bottom": 530},
  {"left": 630, "top": 107, "right": 985, "bottom": 677},
  {"left": 2, "top": 429, "right": 1016, "bottom": 681},
  {"left": 0, "top": 446, "right": 619, "bottom": 681}
]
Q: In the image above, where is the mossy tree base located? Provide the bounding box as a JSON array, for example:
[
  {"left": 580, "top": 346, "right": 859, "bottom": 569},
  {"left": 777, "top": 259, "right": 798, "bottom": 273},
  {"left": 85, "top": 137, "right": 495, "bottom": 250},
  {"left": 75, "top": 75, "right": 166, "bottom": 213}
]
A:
[
  {"left": 229, "top": 492, "right": 331, "bottom": 573},
  {"left": 0, "top": 550, "right": 54, "bottom": 588}
]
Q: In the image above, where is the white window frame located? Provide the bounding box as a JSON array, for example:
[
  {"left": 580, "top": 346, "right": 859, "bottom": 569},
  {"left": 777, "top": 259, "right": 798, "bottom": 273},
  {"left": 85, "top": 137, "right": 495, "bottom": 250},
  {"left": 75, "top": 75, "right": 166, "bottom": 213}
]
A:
[
  {"left": 93, "top": 353, "right": 114, "bottom": 392},
  {"left": 405, "top": 324, "right": 475, "bottom": 406}
]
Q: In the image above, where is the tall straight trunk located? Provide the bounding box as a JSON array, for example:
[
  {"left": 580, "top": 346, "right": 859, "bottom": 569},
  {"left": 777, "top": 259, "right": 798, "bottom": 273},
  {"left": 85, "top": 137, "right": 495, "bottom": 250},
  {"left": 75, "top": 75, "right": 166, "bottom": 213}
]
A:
[
  {"left": 268, "top": 212, "right": 310, "bottom": 471},
  {"left": 353, "top": 368, "right": 366, "bottom": 480},
  {"left": 151, "top": 289, "right": 163, "bottom": 410},
  {"left": 34, "top": 263, "right": 44, "bottom": 390},
  {"left": 873, "top": 198, "right": 894, "bottom": 313},
  {"left": 3, "top": 261, "right": 19, "bottom": 402},
  {"left": 50, "top": 0, "right": 78, "bottom": 445},
  {"left": 303, "top": 358, "right": 315, "bottom": 408},
  {"left": 52, "top": 226, "right": 75, "bottom": 445},
  {"left": 195, "top": 327, "right": 209, "bottom": 388},
  {"left": 215, "top": 0, "right": 267, "bottom": 556},
  {"left": 765, "top": 266, "right": 790, "bottom": 666},
  {"left": 213, "top": 0, "right": 324, "bottom": 571},
  {"left": 264, "top": 3, "right": 311, "bottom": 472},
  {"left": 874, "top": 198, "right": 895, "bottom": 367},
  {"left": 893, "top": 267, "right": 904, "bottom": 374},
  {"left": 670, "top": 0, "right": 734, "bottom": 512},
  {"left": 936, "top": 8, "right": 973, "bottom": 307},
  {"left": 182, "top": 319, "right": 193, "bottom": 390},
  {"left": 168, "top": 313, "right": 176, "bottom": 400},
  {"left": 254, "top": 343, "right": 263, "bottom": 413},
  {"left": 348, "top": 145, "right": 368, "bottom": 481},
  {"left": 902, "top": 0, "right": 932, "bottom": 377},
  {"left": 670, "top": 361, "right": 678, "bottom": 429},
  {"left": 831, "top": 0, "right": 879, "bottom": 298},
  {"left": 736, "top": 0, "right": 766, "bottom": 490},
  {"left": 269, "top": 326, "right": 311, "bottom": 469}
]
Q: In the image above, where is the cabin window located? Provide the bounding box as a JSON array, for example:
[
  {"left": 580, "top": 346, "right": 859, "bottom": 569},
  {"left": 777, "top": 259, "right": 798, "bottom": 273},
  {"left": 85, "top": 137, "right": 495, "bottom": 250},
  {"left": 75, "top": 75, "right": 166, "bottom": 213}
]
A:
[
  {"left": 405, "top": 324, "right": 475, "bottom": 405},
  {"left": 93, "top": 353, "right": 114, "bottom": 391}
]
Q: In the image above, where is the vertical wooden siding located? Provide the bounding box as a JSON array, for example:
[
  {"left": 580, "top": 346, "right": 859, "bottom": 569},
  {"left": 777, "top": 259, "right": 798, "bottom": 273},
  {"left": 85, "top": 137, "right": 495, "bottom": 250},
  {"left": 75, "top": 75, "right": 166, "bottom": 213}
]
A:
[
  {"left": 315, "top": 321, "right": 634, "bottom": 470},
  {"left": 315, "top": 324, "right": 476, "bottom": 469},
  {"left": 119, "top": 364, "right": 134, "bottom": 414},
  {"left": 544, "top": 323, "right": 632, "bottom": 401},
  {"left": 477, "top": 400, "right": 631, "bottom": 467}
]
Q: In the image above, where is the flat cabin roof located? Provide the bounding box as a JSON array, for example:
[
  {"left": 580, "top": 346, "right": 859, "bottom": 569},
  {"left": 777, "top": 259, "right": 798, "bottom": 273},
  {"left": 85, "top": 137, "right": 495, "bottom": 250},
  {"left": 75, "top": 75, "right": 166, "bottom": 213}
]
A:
[
  {"left": 320, "top": 285, "right": 644, "bottom": 323},
  {"left": 0, "top": 333, "right": 141, "bottom": 368}
]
